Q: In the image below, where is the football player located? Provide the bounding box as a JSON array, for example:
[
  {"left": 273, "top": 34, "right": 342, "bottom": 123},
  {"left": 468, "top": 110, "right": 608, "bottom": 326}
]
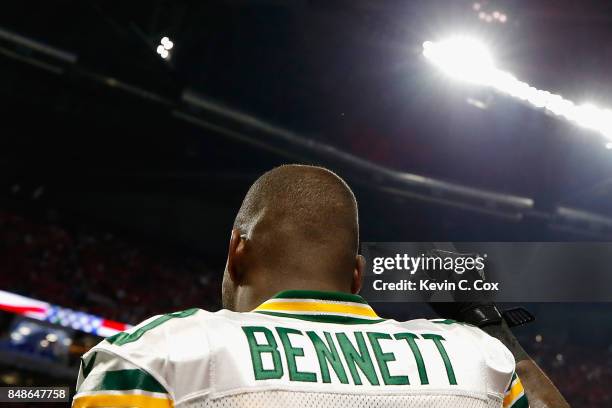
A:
[{"left": 73, "top": 164, "right": 568, "bottom": 408}]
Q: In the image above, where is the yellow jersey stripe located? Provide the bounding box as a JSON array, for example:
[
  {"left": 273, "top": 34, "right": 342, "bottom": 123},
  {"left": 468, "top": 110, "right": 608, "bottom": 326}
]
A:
[
  {"left": 73, "top": 394, "right": 173, "bottom": 408},
  {"left": 254, "top": 300, "right": 379, "bottom": 318},
  {"left": 503, "top": 377, "right": 525, "bottom": 407},
  {"left": 255, "top": 308, "right": 381, "bottom": 320}
]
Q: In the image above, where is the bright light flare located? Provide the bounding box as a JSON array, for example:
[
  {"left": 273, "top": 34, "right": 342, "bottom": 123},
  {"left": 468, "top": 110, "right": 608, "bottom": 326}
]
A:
[
  {"left": 423, "top": 37, "right": 494, "bottom": 84},
  {"left": 423, "top": 37, "right": 612, "bottom": 142}
]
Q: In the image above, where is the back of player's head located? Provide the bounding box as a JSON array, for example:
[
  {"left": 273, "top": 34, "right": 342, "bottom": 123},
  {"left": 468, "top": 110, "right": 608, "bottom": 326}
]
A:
[{"left": 234, "top": 164, "right": 359, "bottom": 277}]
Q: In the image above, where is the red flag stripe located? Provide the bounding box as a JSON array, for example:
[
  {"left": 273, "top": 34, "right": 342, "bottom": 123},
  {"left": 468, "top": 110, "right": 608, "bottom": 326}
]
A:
[
  {"left": 102, "top": 319, "right": 127, "bottom": 331},
  {"left": 0, "top": 304, "right": 46, "bottom": 315}
]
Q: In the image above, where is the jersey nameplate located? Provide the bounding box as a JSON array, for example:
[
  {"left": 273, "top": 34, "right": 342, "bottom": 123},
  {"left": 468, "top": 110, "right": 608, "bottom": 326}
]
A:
[{"left": 242, "top": 326, "right": 457, "bottom": 387}]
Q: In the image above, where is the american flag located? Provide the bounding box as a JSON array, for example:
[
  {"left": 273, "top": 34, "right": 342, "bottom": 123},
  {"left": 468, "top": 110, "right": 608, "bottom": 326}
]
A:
[{"left": 0, "top": 290, "right": 131, "bottom": 337}]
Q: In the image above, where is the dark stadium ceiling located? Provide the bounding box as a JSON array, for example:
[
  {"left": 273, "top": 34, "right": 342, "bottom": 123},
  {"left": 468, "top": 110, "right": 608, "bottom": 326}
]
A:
[{"left": 1, "top": 0, "right": 612, "bottom": 256}]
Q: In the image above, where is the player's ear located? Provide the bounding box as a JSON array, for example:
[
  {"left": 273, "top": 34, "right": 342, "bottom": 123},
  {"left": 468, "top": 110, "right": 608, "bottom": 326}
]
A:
[
  {"left": 351, "top": 254, "right": 365, "bottom": 294},
  {"left": 226, "top": 228, "right": 247, "bottom": 284}
]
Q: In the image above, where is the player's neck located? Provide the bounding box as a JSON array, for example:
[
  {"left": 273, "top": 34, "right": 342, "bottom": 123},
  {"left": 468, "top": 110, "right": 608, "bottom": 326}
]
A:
[{"left": 233, "top": 277, "right": 352, "bottom": 312}]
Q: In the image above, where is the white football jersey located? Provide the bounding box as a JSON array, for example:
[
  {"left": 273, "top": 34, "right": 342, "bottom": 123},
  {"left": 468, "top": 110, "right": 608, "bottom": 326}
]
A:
[{"left": 73, "top": 291, "right": 528, "bottom": 408}]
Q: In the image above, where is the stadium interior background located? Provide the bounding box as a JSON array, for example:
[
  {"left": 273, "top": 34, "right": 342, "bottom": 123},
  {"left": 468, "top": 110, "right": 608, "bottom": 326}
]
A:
[{"left": 1, "top": 1, "right": 612, "bottom": 407}]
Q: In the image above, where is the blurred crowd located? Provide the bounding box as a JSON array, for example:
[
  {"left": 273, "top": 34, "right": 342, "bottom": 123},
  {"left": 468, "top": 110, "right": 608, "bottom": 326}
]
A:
[
  {"left": 528, "top": 343, "right": 612, "bottom": 408},
  {"left": 0, "top": 209, "right": 220, "bottom": 325},
  {"left": 0, "top": 208, "right": 611, "bottom": 407}
]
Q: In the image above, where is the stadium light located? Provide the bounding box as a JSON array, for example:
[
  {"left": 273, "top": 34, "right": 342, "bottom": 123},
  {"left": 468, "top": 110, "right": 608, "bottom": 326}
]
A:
[
  {"left": 157, "top": 36, "right": 174, "bottom": 60},
  {"left": 423, "top": 37, "right": 612, "bottom": 142},
  {"left": 161, "top": 37, "right": 174, "bottom": 50}
]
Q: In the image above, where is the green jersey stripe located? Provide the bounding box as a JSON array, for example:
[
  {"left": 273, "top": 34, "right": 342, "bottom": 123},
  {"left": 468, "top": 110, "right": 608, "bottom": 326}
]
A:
[
  {"left": 97, "top": 369, "right": 167, "bottom": 394},
  {"left": 272, "top": 290, "right": 368, "bottom": 304},
  {"left": 509, "top": 394, "right": 529, "bottom": 408},
  {"left": 506, "top": 372, "right": 518, "bottom": 391},
  {"left": 107, "top": 308, "right": 199, "bottom": 346},
  {"left": 81, "top": 352, "right": 97, "bottom": 379}
]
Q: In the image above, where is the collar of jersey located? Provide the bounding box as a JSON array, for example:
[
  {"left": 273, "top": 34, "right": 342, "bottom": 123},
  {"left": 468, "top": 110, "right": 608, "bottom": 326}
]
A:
[{"left": 252, "top": 290, "right": 385, "bottom": 324}]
